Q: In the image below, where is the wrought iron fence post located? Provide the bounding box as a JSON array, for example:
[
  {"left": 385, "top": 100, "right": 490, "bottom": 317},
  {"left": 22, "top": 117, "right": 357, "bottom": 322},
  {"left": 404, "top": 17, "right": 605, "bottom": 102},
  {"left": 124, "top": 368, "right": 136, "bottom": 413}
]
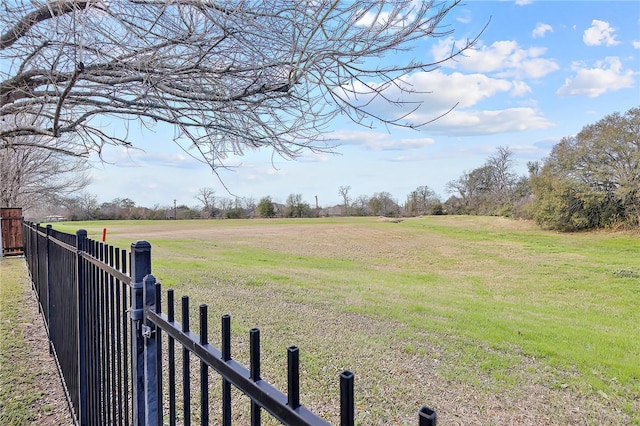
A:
[
  {"left": 340, "top": 370, "right": 354, "bottom": 426},
  {"left": 130, "top": 241, "right": 151, "bottom": 426},
  {"left": 45, "top": 225, "right": 52, "bottom": 354},
  {"left": 419, "top": 406, "right": 437, "bottom": 426},
  {"left": 34, "top": 223, "right": 40, "bottom": 304},
  {"left": 143, "top": 274, "right": 159, "bottom": 426},
  {"left": 76, "top": 229, "right": 88, "bottom": 425}
]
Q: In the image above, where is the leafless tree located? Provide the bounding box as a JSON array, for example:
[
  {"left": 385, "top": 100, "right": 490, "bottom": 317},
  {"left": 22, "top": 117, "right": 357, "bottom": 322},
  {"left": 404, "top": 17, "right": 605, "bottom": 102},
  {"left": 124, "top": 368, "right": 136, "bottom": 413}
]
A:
[
  {"left": 338, "top": 185, "right": 351, "bottom": 215},
  {"left": 243, "top": 196, "right": 256, "bottom": 213},
  {"left": 351, "top": 194, "right": 371, "bottom": 216},
  {"left": 445, "top": 146, "right": 518, "bottom": 215},
  {"left": 218, "top": 196, "right": 233, "bottom": 214},
  {"left": 486, "top": 146, "right": 517, "bottom": 202},
  {"left": 62, "top": 191, "right": 99, "bottom": 219},
  {"left": 0, "top": 137, "right": 90, "bottom": 211},
  {"left": 445, "top": 171, "right": 474, "bottom": 203},
  {"left": 195, "top": 186, "right": 216, "bottom": 216},
  {"left": 1, "top": 0, "right": 478, "bottom": 169}
]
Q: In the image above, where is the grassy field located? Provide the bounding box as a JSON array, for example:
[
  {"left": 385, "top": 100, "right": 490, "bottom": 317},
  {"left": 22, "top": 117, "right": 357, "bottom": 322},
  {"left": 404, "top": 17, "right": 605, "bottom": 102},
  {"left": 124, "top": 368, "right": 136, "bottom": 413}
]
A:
[{"left": 51, "top": 216, "right": 639, "bottom": 425}]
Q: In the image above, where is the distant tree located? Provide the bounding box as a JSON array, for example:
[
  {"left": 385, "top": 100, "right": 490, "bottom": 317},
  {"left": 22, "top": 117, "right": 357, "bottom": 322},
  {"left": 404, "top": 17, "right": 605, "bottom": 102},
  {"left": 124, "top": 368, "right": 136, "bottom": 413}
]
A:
[
  {"left": 174, "top": 204, "right": 200, "bottom": 220},
  {"left": 224, "top": 197, "right": 246, "bottom": 219},
  {"left": 338, "top": 185, "right": 351, "bottom": 215},
  {"left": 0, "top": 141, "right": 90, "bottom": 213},
  {"left": 147, "top": 205, "right": 167, "bottom": 220},
  {"left": 257, "top": 197, "right": 276, "bottom": 218},
  {"left": 244, "top": 197, "right": 257, "bottom": 218},
  {"left": 446, "top": 147, "right": 519, "bottom": 215},
  {"left": 97, "top": 201, "right": 118, "bottom": 220},
  {"left": 285, "top": 193, "right": 311, "bottom": 218},
  {"left": 487, "top": 147, "right": 517, "bottom": 204},
  {"left": 195, "top": 188, "right": 216, "bottom": 217},
  {"left": 531, "top": 107, "right": 639, "bottom": 230},
  {"left": 510, "top": 177, "right": 535, "bottom": 220},
  {"left": 445, "top": 170, "right": 479, "bottom": 213},
  {"left": 369, "top": 192, "right": 399, "bottom": 217},
  {"left": 351, "top": 195, "right": 371, "bottom": 216},
  {"left": 119, "top": 198, "right": 136, "bottom": 209},
  {"left": 127, "top": 206, "right": 151, "bottom": 220},
  {"left": 94, "top": 197, "right": 137, "bottom": 219},
  {"left": 226, "top": 208, "right": 243, "bottom": 219},
  {"left": 368, "top": 197, "right": 382, "bottom": 216},
  {"left": 443, "top": 195, "right": 465, "bottom": 215},
  {"left": 405, "top": 185, "right": 440, "bottom": 216},
  {"left": 509, "top": 161, "right": 542, "bottom": 219},
  {"left": 216, "top": 197, "right": 234, "bottom": 218},
  {"left": 60, "top": 192, "right": 99, "bottom": 220},
  {"left": 527, "top": 160, "right": 542, "bottom": 178}
]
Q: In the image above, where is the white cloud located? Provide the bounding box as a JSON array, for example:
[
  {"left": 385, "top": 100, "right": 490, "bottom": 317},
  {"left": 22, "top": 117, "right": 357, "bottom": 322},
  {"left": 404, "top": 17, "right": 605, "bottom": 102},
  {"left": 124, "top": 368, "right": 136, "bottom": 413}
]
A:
[
  {"left": 334, "top": 69, "right": 520, "bottom": 127},
  {"left": 456, "top": 9, "right": 472, "bottom": 24},
  {"left": 583, "top": 20, "right": 620, "bottom": 46},
  {"left": 387, "top": 155, "right": 416, "bottom": 162},
  {"left": 90, "top": 146, "right": 201, "bottom": 169},
  {"left": 556, "top": 57, "right": 635, "bottom": 98},
  {"left": 296, "top": 151, "right": 329, "bottom": 163},
  {"left": 515, "top": 56, "right": 560, "bottom": 79},
  {"left": 432, "top": 38, "right": 559, "bottom": 79},
  {"left": 368, "top": 138, "right": 435, "bottom": 151},
  {"left": 532, "top": 23, "right": 553, "bottom": 38},
  {"left": 515, "top": 0, "right": 533, "bottom": 5},
  {"left": 356, "top": 10, "right": 393, "bottom": 27},
  {"left": 355, "top": 8, "right": 417, "bottom": 28},
  {"left": 511, "top": 81, "right": 532, "bottom": 96},
  {"left": 403, "top": 70, "right": 514, "bottom": 108},
  {"left": 334, "top": 68, "right": 543, "bottom": 136},
  {"left": 332, "top": 129, "right": 434, "bottom": 151},
  {"left": 633, "top": 40, "right": 640, "bottom": 49},
  {"left": 415, "top": 107, "right": 554, "bottom": 136}
]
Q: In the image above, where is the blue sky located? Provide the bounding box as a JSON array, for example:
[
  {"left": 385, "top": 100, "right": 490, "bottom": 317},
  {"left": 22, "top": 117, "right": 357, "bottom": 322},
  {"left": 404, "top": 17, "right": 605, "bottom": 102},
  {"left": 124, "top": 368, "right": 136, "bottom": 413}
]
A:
[{"left": 87, "top": 0, "right": 640, "bottom": 209}]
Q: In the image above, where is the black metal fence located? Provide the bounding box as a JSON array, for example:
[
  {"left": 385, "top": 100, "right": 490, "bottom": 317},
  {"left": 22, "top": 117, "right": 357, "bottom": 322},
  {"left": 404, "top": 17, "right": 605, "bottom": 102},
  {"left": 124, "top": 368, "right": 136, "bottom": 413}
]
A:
[
  {"left": 24, "top": 222, "right": 133, "bottom": 425},
  {"left": 22, "top": 221, "right": 437, "bottom": 425}
]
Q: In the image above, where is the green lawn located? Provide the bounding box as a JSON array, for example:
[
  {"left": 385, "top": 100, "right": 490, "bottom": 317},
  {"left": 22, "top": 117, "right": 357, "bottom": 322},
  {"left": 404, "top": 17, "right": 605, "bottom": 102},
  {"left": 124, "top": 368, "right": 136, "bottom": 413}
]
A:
[
  {"left": 50, "top": 216, "right": 640, "bottom": 424},
  {"left": 0, "top": 259, "right": 46, "bottom": 424}
]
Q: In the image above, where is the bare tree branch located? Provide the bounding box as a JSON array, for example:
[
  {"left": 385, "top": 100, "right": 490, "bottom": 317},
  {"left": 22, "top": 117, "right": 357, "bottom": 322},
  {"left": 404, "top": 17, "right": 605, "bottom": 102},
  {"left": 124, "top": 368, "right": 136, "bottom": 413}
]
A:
[
  {"left": 1, "top": 0, "right": 480, "bottom": 167},
  {"left": 0, "top": 0, "right": 88, "bottom": 49}
]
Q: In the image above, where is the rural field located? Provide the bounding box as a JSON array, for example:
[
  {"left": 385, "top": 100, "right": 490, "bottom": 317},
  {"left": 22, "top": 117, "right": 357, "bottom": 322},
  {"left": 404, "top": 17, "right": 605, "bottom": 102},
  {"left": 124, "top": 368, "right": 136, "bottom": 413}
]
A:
[{"left": 51, "top": 216, "right": 639, "bottom": 425}]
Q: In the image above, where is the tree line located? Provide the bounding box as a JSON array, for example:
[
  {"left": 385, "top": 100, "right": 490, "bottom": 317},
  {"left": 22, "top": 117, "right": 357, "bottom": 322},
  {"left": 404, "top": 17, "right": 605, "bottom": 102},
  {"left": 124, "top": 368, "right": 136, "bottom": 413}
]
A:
[
  {"left": 3, "top": 107, "right": 638, "bottom": 231},
  {"left": 528, "top": 107, "right": 639, "bottom": 231},
  {"left": 442, "top": 107, "right": 640, "bottom": 231}
]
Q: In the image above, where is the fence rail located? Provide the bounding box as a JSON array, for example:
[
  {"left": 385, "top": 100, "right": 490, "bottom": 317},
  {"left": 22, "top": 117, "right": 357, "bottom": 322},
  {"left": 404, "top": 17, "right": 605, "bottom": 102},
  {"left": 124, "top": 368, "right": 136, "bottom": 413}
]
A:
[
  {"left": 23, "top": 222, "right": 133, "bottom": 425},
  {"left": 22, "top": 221, "right": 437, "bottom": 425}
]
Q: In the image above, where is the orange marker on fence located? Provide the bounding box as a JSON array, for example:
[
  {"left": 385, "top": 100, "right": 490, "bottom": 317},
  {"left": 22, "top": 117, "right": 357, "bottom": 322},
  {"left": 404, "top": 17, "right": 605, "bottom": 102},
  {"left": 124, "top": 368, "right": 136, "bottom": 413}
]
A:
[{"left": 102, "top": 228, "right": 107, "bottom": 242}]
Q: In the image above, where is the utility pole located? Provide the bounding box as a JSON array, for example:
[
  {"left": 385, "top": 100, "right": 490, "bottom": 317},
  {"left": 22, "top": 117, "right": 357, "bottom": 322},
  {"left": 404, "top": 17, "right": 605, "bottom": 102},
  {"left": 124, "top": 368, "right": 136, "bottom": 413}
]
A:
[
  {"left": 174, "top": 199, "right": 177, "bottom": 220},
  {"left": 315, "top": 195, "right": 319, "bottom": 209}
]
